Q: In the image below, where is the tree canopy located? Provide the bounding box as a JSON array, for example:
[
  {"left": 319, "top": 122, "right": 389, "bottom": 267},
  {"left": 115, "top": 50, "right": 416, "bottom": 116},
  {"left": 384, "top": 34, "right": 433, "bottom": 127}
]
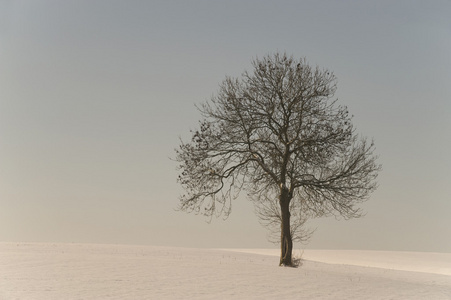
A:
[{"left": 176, "top": 53, "right": 381, "bottom": 266}]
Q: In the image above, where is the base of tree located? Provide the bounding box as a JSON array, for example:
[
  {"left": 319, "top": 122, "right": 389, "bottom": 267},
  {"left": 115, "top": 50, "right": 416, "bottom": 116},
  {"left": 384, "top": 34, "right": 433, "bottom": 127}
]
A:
[
  {"left": 279, "top": 261, "right": 300, "bottom": 268},
  {"left": 279, "top": 262, "right": 296, "bottom": 268}
]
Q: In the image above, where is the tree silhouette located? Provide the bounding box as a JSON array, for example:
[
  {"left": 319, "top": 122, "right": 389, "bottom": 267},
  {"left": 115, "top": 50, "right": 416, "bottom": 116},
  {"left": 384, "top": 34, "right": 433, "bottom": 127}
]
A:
[{"left": 176, "top": 53, "right": 381, "bottom": 266}]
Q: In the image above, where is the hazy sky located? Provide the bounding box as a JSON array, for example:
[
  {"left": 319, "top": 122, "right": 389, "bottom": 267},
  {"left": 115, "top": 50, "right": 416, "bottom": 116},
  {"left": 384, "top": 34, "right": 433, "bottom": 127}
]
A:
[{"left": 1, "top": 0, "right": 450, "bottom": 252}]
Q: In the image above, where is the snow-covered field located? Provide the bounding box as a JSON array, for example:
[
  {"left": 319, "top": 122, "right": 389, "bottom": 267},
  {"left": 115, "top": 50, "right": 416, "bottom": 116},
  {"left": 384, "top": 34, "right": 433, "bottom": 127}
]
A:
[{"left": 1, "top": 243, "right": 450, "bottom": 299}]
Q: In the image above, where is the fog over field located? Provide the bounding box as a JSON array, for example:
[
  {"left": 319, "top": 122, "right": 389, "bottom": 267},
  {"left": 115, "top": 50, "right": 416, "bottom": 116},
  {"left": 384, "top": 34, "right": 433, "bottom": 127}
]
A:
[
  {"left": 1, "top": 0, "right": 450, "bottom": 253},
  {"left": 1, "top": 1, "right": 450, "bottom": 298}
]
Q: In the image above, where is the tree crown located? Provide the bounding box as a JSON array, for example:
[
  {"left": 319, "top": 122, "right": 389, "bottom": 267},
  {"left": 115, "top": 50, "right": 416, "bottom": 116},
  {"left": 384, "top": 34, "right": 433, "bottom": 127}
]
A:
[{"left": 176, "top": 53, "right": 380, "bottom": 221}]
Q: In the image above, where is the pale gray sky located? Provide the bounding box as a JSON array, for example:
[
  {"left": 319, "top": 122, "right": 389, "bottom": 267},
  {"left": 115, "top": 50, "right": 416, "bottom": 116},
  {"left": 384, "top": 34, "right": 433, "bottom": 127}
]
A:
[{"left": 1, "top": 0, "right": 450, "bottom": 252}]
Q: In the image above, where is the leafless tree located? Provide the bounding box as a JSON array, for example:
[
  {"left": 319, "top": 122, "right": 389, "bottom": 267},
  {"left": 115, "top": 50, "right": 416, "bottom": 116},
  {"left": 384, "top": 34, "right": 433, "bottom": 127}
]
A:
[{"left": 175, "top": 53, "right": 381, "bottom": 266}]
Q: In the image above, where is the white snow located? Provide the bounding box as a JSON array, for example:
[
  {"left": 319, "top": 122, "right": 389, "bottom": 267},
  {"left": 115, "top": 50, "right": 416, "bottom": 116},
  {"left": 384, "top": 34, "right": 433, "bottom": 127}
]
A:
[
  {"left": 225, "top": 248, "right": 451, "bottom": 276},
  {"left": 1, "top": 243, "right": 450, "bottom": 299}
]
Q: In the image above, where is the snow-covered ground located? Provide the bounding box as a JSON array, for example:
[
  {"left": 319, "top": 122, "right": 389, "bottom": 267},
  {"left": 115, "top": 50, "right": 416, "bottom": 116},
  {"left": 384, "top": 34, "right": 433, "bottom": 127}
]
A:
[
  {"left": 1, "top": 243, "right": 450, "bottom": 299},
  {"left": 225, "top": 248, "right": 451, "bottom": 276}
]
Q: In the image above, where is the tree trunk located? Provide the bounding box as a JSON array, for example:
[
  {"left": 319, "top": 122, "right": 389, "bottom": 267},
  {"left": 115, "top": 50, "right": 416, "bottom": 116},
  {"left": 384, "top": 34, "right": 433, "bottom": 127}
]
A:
[{"left": 279, "top": 186, "right": 293, "bottom": 266}]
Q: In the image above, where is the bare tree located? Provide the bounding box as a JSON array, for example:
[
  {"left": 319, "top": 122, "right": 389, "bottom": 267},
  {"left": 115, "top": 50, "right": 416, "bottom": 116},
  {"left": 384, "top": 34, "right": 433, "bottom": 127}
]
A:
[{"left": 175, "top": 53, "right": 381, "bottom": 266}]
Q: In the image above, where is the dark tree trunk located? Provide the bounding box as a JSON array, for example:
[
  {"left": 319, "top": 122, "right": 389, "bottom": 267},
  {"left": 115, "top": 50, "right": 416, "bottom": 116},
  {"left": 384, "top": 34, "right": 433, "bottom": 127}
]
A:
[{"left": 279, "top": 186, "right": 293, "bottom": 266}]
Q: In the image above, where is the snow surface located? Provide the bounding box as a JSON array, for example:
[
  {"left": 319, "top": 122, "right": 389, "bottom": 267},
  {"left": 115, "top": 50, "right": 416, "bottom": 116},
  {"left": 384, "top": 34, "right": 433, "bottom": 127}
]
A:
[
  {"left": 224, "top": 248, "right": 451, "bottom": 276},
  {"left": 1, "top": 243, "right": 450, "bottom": 299}
]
